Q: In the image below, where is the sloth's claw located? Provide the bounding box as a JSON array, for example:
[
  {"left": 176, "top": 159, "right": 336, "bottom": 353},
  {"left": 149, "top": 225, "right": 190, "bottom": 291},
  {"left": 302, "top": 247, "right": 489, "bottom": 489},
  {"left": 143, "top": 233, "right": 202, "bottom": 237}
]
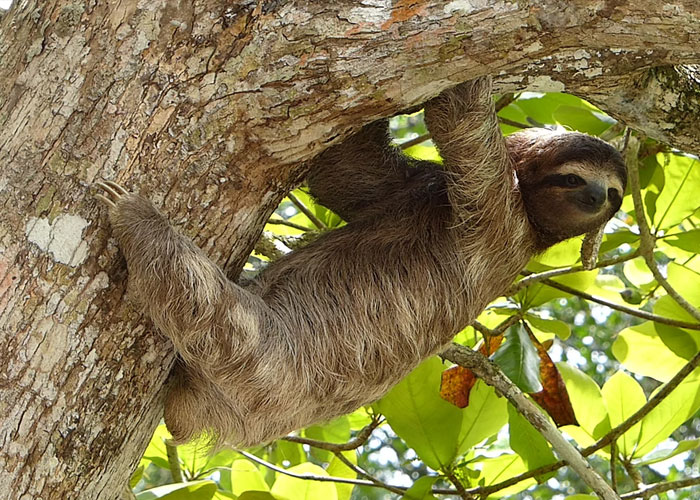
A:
[{"left": 94, "top": 180, "right": 129, "bottom": 207}]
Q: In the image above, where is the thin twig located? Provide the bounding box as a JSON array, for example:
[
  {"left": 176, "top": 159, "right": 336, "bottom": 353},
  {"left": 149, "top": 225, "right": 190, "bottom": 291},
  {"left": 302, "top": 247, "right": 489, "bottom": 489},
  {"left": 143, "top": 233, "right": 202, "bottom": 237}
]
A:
[
  {"left": 282, "top": 417, "right": 381, "bottom": 451},
  {"left": 610, "top": 441, "right": 618, "bottom": 493},
  {"left": 441, "top": 343, "right": 620, "bottom": 500},
  {"left": 620, "top": 476, "right": 700, "bottom": 499},
  {"left": 510, "top": 250, "right": 641, "bottom": 294},
  {"left": 499, "top": 117, "right": 532, "bottom": 129},
  {"left": 237, "top": 450, "right": 391, "bottom": 491},
  {"left": 622, "top": 459, "right": 644, "bottom": 490},
  {"left": 287, "top": 192, "right": 327, "bottom": 230},
  {"left": 540, "top": 278, "right": 700, "bottom": 330},
  {"left": 331, "top": 451, "right": 409, "bottom": 496},
  {"left": 471, "top": 314, "right": 520, "bottom": 337},
  {"left": 495, "top": 93, "right": 518, "bottom": 112},
  {"left": 444, "top": 468, "right": 473, "bottom": 500},
  {"left": 399, "top": 133, "right": 431, "bottom": 150},
  {"left": 267, "top": 217, "right": 312, "bottom": 232},
  {"left": 625, "top": 131, "right": 700, "bottom": 323}
]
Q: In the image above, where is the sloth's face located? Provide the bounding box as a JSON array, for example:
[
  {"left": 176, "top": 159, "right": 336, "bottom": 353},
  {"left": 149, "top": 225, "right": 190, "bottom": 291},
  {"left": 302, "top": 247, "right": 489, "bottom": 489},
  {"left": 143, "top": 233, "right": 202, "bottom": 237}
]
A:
[
  {"left": 521, "top": 160, "right": 625, "bottom": 244},
  {"left": 507, "top": 129, "right": 627, "bottom": 248}
]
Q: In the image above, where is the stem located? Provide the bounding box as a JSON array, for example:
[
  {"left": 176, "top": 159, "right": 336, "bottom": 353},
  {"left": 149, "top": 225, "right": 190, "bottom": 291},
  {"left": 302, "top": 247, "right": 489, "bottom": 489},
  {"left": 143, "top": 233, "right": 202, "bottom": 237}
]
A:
[
  {"left": 287, "top": 192, "right": 327, "bottom": 230},
  {"left": 282, "top": 417, "right": 381, "bottom": 451},
  {"left": 541, "top": 278, "right": 700, "bottom": 330}
]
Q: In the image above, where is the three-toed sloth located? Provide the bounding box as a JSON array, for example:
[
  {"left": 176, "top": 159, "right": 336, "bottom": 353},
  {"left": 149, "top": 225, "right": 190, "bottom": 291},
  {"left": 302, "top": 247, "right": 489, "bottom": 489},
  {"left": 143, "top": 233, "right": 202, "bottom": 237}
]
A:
[{"left": 96, "top": 77, "right": 626, "bottom": 447}]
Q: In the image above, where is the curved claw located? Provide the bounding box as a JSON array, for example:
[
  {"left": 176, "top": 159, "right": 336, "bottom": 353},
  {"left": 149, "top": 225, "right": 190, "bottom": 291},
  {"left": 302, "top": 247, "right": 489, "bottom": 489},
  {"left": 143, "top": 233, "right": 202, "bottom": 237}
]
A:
[{"left": 94, "top": 180, "right": 129, "bottom": 207}]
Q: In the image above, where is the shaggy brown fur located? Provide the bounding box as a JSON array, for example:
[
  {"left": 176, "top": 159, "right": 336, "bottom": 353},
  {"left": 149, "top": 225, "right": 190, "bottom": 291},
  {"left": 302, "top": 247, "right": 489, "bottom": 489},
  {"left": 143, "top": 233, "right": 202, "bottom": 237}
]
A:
[{"left": 95, "top": 78, "right": 626, "bottom": 448}]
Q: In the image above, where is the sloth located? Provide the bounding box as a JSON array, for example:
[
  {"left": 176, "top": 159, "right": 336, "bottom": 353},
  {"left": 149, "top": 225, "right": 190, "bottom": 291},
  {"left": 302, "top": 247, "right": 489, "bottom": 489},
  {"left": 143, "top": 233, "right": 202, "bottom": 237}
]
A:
[{"left": 96, "top": 77, "right": 627, "bottom": 447}]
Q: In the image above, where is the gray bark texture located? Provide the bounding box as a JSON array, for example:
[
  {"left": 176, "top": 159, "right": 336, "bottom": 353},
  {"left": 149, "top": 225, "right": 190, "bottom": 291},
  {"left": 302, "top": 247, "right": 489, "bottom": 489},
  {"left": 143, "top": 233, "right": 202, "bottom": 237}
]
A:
[{"left": 0, "top": 0, "right": 699, "bottom": 498}]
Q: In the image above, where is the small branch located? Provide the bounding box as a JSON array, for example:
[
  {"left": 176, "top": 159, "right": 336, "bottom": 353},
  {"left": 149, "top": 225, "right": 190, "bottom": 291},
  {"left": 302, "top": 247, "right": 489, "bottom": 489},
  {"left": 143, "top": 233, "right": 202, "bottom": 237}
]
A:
[
  {"left": 495, "top": 93, "right": 518, "bottom": 112},
  {"left": 610, "top": 442, "right": 618, "bottom": 493},
  {"left": 471, "top": 314, "right": 520, "bottom": 337},
  {"left": 399, "top": 133, "right": 431, "bottom": 150},
  {"left": 441, "top": 343, "right": 620, "bottom": 500},
  {"left": 622, "top": 459, "right": 644, "bottom": 490},
  {"left": 540, "top": 278, "right": 700, "bottom": 330},
  {"left": 267, "top": 217, "right": 312, "bottom": 232},
  {"left": 509, "top": 250, "right": 641, "bottom": 294},
  {"left": 499, "top": 117, "right": 532, "bottom": 129},
  {"left": 287, "top": 192, "right": 327, "bottom": 230},
  {"left": 165, "top": 440, "right": 183, "bottom": 483},
  {"left": 331, "top": 451, "right": 410, "bottom": 496},
  {"left": 444, "top": 468, "right": 473, "bottom": 500},
  {"left": 237, "top": 450, "right": 390, "bottom": 491},
  {"left": 620, "top": 476, "right": 700, "bottom": 499},
  {"left": 282, "top": 417, "right": 381, "bottom": 451},
  {"left": 625, "top": 132, "right": 700, "bottom": 323}
]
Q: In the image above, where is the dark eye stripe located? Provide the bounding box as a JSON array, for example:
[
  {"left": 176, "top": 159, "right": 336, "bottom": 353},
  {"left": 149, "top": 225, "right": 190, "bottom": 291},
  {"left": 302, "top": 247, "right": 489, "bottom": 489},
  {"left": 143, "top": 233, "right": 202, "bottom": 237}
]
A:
[{"left": 541, "top": 174, "right": 584, "bottom": 188}]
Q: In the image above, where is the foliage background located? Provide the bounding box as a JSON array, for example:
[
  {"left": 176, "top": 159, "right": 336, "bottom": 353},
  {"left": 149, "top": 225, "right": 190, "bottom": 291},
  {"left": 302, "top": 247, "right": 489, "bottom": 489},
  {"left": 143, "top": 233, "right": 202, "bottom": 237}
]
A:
[{"left": 129, "top": 92, "right": 700, "bottom": 500}]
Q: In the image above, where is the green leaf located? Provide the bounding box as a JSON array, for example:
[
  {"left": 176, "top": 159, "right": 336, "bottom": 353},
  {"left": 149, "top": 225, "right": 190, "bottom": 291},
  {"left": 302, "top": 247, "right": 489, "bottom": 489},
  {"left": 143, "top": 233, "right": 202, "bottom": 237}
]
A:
[
  {"left": 141, "top": 424, "right": 172, "bottom": 470},
  {"left": 404, "top": 144, "right": 442, "bottom": 162},
  {"left": 476, "top": 453, "right": 535, "bottom": 495},
  {"left": 635, "top": 370, "right": 700, "bottom": 457},
  {"left": 400, "top": 476, "right": 438, "bottom": 500},
  {"left": 375, "top": 357, "right": 462, "bottom": 470},
  {"left": 304, "top": 416, "right": 351, "bottom": 462},
  {"left": 612, "top": 322, "right": 689, "bottom": 382},
  {"left": 456, "top": 380, "right": 508, "bottom": 455},
  {"left": 136, "top": 481, "right": 218, "bottom": 500},
  {"left": 652, "top": 154, "right": 700, "bottom": 230},
  {"left": 270, "top": 463, "right": 338, "bottom": 500},
  {"left": 327, "top": 451, "right": 357, "bottom": 500},
  {"left": 507, "top": 404, "right": 557, "bottom": 473},
  {"left": 492, "top": 324, "right": 542, "bottom": 393},
  {"left": 553, "top": 105, "right": 613, "bottom": 135},
  {"left": 130, "top": 465, "right": 144, "bottom": 489},
  {"left": 601, "top": 371, "right": 646, "bottom": 457},
  {"left": 663, "top": 229, "right": 700, "bottom": 253},
  {"left": 525, "top": 315, "right": 571, "bottom": 340},
  {"left": 230, "top": 459, "right": 269, "bottom": 496},
  {"left": 638, "top": 438, "right": 700, "bottom": 466},
  {"left": 238, "top": 493, "right": 277, "bottom": 500},
  {"left": 623, "top": 259, "right": 655, "bottom": 288},
  {"left": 565, "top": 496, "right": 598, "bottom": 500},
  {"left": 272, "top": 440, "right": 306, "bottom": 467},
  {"left": 557, "top": 363, "right": 610, "bottom": 439}
]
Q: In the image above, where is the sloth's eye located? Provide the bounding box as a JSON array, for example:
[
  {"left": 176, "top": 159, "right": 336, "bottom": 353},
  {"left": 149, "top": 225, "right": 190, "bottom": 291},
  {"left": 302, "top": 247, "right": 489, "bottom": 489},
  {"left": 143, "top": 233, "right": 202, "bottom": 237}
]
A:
[{"left": 566, "top": 174, "right": 582, "bottom": 186}]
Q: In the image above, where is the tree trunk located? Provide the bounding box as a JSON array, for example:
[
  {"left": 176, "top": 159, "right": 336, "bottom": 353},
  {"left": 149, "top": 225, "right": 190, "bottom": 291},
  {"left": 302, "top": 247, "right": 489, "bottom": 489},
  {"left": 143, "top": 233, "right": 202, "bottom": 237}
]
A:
[{"left": 1, "top": 0, "right": 699, "bottom": 497}]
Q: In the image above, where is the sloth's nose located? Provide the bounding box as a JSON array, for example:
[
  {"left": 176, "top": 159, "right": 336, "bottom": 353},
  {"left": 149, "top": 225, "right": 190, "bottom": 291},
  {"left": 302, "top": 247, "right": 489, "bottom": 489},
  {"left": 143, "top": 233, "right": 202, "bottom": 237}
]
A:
[{"left": 583, "top": 183, "right": 606, "bottom": 209}]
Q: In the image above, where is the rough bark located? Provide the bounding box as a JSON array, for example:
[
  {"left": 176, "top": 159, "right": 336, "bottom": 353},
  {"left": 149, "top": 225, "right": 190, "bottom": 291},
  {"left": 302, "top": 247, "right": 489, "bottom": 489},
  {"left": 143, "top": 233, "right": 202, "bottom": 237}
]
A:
[{"left": 0, "top": 0, "right": 699, "bottom": 498}]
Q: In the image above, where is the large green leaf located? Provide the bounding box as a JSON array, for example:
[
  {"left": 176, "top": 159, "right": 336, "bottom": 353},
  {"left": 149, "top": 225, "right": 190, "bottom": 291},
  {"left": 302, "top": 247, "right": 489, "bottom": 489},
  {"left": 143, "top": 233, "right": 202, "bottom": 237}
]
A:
[
  {"left": 327, "top": 451, "right": 357, "bottom": 500},
  {"left": 612, "top": 322, "right": 689, "bottom": 382},
  {"left": 635, "top": 370, "right": 700, "bottom": 457},
  {"left": 507, "top": 404, "right": 557, "bottom": 473},
  {"left": 663, "top": 229, "right": 700, "bottom": 253},
  {"left": 304, "top": 415, "right": 351, "bottom": 462},
  {"left": 270, "top": 463, "right": 338, "bottom": 500},
  {"left": 601, "top": 371, "right": 646, "bottom": 457},
  {"left": 557, "top": 363, "right": 610, "bottom": 439},
  {"left": 652, "top": 154, "right": 700, "bottom": 230},
  {"left": 475, "top": 453, "right": 535, "bottom": 497},
  {"left": 492, "top": 325, "right": 542, "bottom": 393},
  {"left": 456, "top": 380, "right": 508, "bottom": 455},
  {"left": 525, "top": 314, "right": 571, "bottom": 340},
  {"left": 638, "top": 438, "right": 700, "bottom": 466},
  {"left": 230, "top": 459, "right": 269, "bottom": 496},
  {"left": 375, "top": 357, "right": 462, "bottom": 470}
]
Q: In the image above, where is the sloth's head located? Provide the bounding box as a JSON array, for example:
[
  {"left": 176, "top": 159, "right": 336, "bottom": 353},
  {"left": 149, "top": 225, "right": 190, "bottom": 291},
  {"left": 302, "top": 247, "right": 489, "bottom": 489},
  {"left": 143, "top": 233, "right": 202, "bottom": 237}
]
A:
[{"left": 507, "top": 129, "right": 627, "bottom": 250}]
